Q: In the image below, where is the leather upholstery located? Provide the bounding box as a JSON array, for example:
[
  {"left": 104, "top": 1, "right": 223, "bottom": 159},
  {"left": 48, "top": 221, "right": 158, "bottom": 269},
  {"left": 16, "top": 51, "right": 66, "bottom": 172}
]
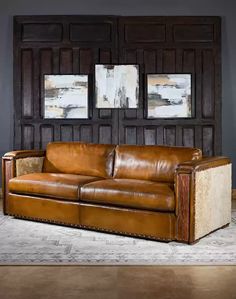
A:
[
  {"left": 43, "top": 142, "right": 115, "bottom": 178},
  {"left": 114, "top": 144, "right": 202, "bottom": 183},
  {"left": 2, "top": 143, "right": 230, "bottom": 244},
  {"left": 176, "top": 156, "right": 231, "bottom": 173},
  {"left": 81, "top": 179, "right": 175, "bottom": 212},
  {"left": 9, "top": 173, "right": 102, "bottom": 201},
  {"left": 7, "top": 193, "right": 175, "bottom": 241},
  {"left": 8, "top": 193, "right": 81, "bottom": 226},
  {"left": 3, "top": 150, "right": 45, "bottom": 159},
  {"left": 80, "top": 203, "right": 176, "bottom": 240}
]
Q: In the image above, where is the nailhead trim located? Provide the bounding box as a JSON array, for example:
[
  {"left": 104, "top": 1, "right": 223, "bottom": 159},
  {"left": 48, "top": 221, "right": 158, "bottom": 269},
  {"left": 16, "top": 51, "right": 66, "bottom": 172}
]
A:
[
  {"left": 78, "top": 224, "right": 172, "bottom": 241},
  {"left": 9, "top": 213, "right": 173, "bottom": 242},
  {"left": 9, "top": 214, "right": 80, "bottom": 227}
]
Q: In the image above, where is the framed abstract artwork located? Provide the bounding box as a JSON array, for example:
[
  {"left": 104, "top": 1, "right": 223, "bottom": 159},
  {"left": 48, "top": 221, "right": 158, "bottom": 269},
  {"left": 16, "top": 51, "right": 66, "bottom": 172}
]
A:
[
  {"left": 95, "top": 64, "right": 139, "bottom": 108},
  {"left": 147, "top": 74, "right": 192, "bottom": 118},
  {"left": 44, "top": 74, "right": 88, "bottom": 119}
]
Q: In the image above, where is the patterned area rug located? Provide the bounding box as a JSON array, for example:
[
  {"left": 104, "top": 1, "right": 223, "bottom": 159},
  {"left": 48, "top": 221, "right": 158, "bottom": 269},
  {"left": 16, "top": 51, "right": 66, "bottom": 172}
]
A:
[{"left": 0, "top": 210, "right": 236, "bottom": 265}]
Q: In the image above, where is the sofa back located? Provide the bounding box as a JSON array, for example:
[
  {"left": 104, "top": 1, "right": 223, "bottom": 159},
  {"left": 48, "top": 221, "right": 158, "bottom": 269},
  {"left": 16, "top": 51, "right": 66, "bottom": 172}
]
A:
[
  {"left": 43, "top": 142, "right": 115, "bottom": 178},
  {"left": 114, "top": 145, "right": 202, "bottom": 183}
]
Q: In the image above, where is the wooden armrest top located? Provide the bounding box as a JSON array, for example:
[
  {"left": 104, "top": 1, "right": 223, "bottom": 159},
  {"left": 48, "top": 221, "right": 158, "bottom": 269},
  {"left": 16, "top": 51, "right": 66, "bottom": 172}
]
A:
[
  {"left": 3, "top": 150, "right": 45, "bottom": 159},
  {"left": 176, "top": 156, "right": 231, "bottom": 173}
]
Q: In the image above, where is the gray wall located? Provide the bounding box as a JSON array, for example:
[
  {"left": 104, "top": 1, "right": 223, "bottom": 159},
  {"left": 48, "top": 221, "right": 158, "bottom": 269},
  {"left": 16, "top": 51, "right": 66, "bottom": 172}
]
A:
[{"left": 0, "top": 0, "right": 236, "bottom": 186}]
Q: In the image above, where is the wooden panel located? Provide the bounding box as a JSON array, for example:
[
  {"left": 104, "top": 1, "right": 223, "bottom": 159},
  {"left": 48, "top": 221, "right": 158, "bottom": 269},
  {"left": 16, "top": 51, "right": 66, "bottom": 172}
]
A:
[
  {"left": 176, "top": 173, "right": 190, "bottom": 242},
  {"left": 164, "top": 126, "right": 176, "bottom": 146},
  {"left": 60, "top": 125, "right": 73, "bottom": 141},
  {"left": 52, "top": 48, "right": 60, "bottom": 73},
  {"left": 99, "top": 125, "right": 112, "bottom": 144},
  {"left": 72, "top": 48, "right": 80, "bottom": 73},
  {"left": 125, "top": 127, "right": 137, "bottom": 145},
  {"left": 22, "top": 125, "right": 34, "bottom": 149},
  {"left": 14, "top": 16, "right": 221, "bottom": 156},
  {"left": 163, "top": 49, "right": 176, "bottom": 73},
  {"left": 60, "top": 49, "right": 73, "bottom": 73},
  {"left": 202, "top": 50, "right": 215, "bottom": 118},
  {"left": 21, "top": 49, "right": 33, "bottom": 117},
  {"left": 80, "top": 125, "right": 92, "bottom": 143},
  {"left": 144, "top": 128, "right": 156, "bottom": 145},
  {"left": 118, "top": 16, "right": 220, "bottom": 154},
  {"left": 99, "top": 110, "right": 112, "bottom": 119},
  {"left": 124, "top": 24, "right": 165, "bottom": 43},
  {"left": 183, "top": 50, "right": 195, "bottom": 73},
  {"left": 156, "top": 127, "right": 164, "bottom": 145},
  {"left": 70, "top": 23, "right": 111, "bottom": 42},
  {"left": 99, "top": 49, "right": 112, "bottom": 63},
  {"left": 40, "top": 125, "right": 54, "bottom": 149},
  {"left": 173, "top": 24, "right": 214, "bottom": 42},
  {"left": 182, "top": 127, "right": 195, "bottom": 147},
  {"left": 79, "top": 49, "right": 93, "bottom": 74},
  {"left": 124, "top": 49, "right": 137, "bottom": 63},
  {"left": 202, "top": 126, "right": 214, "bottom": 156},
  {"left": 144, "top": 50, "right": 156, "bottom": 73},
  {"left": 22, "top": 23, "right": 62, "bottom": 42},
  {"left": 40, "top": 49, "right": 53, "bottom": 75},
  {"left": 124, "top": 110, "right": 137, "bottom": 119},
  {"left": 73, "top": 125, "right": 80, "bottom": 141}
]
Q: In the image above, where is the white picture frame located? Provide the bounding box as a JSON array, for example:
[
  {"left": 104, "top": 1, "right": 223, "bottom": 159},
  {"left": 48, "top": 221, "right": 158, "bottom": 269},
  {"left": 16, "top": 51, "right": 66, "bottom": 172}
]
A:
[
  {"left": 44, "top": 74, "right": 89, "bottom": 119},
  {"left": 147, "top": 74, "right": 192, "bottom": 118},
  {"left": 95, "top": 64, "right": 139, "bottom": 108}
]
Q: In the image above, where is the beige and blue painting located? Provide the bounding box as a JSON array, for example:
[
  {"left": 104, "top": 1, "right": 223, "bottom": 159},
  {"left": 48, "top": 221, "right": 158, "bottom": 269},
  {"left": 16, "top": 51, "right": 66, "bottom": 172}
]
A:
[
  {"left": 95, "top": 64, "right": 139, "bottom": 108},
  {"left": 44, "top": 75, "right": 88, "bottom": 119},
  {"left": 147, "top": 74, "right": 192, "bottom": 118}
]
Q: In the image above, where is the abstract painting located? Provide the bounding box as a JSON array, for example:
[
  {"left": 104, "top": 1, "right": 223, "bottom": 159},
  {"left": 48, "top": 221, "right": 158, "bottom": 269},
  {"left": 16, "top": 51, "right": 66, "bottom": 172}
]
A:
[
  {"left": 147, "top": 74, "right": 192, "bottom": 118},
  {"left": 95, "top": 64, "right": 139, "bottom": 108},
  {"left": 44, "top": 75, "right": 88, "bottom": 119}
]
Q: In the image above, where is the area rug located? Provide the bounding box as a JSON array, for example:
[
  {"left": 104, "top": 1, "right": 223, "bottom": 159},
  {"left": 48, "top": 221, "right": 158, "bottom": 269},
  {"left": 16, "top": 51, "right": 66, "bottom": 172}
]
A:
[{"left": 0, "top": 210, "right": 236, "bottom": 265}]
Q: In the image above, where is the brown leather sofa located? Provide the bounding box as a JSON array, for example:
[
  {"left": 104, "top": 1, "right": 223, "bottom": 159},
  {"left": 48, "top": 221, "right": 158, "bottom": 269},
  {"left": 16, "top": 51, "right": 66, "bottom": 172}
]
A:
[{"left": 2, "top": 142, "right": 232, "bottom": 244}]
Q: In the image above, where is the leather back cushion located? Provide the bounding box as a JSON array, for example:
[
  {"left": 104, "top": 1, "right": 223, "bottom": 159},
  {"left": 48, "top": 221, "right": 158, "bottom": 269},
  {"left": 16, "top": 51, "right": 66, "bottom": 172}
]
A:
[
  {"left": 114, "top": 145, "right": 202, "bottom": 182},
  {"left": 43, "top": 142, "right": 115, "bottom": 178}
]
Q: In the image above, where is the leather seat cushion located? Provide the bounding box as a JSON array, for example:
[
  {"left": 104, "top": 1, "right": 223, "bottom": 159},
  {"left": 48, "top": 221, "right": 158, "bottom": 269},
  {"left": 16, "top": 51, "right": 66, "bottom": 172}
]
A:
[
  {"left": 43, "top": 142, "right": 115, "bottom": 178},
  {"left": 80, "top": 179, "right": 175, "bottom": 212},
  {"left": 9, "top": 173, "right": 103, "bottom": 201},
  {"left": 114, "top": 144, "right": 202, "bottom": 183}
]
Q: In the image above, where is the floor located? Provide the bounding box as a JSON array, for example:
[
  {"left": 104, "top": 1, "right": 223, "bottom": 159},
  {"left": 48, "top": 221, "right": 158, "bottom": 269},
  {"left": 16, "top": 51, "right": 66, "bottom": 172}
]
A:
[
  {"left": 1, "top": 266, "right": 236, "bottom": 299},
  {"left": 0, "top": 198, "right": 236, "bottom": 299}
]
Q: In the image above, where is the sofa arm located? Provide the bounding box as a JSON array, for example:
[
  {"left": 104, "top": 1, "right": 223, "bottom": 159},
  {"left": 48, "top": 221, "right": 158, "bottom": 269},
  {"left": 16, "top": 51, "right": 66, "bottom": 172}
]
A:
[
  {"left": 2, "top": 150, "right": 45, "bottom": 214},
  {"left": 3, "top": 150, "right": 45, "bottom": 176},
  {"left": 4, "top": 149, "right": 45, "bottom": 159},
  {"left": 175, "top": 156, "right": 232, "bottom": 244}
]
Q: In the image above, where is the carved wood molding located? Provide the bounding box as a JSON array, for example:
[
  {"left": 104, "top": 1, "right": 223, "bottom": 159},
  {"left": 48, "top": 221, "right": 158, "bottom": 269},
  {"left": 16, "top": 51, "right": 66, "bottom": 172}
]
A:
[
  {"left": 2, "top": 158, "right": 16, "bottom": 214},
  {"left": 232, "top": 189, "right": 236, "bottom": 200},
  {"left": 176, "top": 172, "right": 191, "bottom": 242}
]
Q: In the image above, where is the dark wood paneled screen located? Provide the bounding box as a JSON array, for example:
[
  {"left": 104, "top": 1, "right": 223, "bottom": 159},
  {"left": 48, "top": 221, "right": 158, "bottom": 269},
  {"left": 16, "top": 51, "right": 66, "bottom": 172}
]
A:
[{"left": 14, "top": 16, "right": 221, "bottom": 155}]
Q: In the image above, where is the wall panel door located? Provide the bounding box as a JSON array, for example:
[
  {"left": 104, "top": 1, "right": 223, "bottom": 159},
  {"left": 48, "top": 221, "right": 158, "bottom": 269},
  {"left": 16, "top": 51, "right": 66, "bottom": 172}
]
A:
[
  {"left": 14, "top": 16, "right": 221, "bottom": 156},
  {"left": 14, "top": 16, "right": 119, "bottom": 150},
  {"left": 118, "top": 16, "right": 221, "bottom": 155}
]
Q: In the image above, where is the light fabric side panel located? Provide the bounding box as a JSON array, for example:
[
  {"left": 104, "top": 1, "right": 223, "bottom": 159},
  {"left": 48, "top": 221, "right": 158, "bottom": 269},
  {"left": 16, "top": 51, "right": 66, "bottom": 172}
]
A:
[
  {"left": 194, "top": 164, "right": 232, "bottom": 240},
  {"left": 16, "top": 157, "right": 44, "bottom": 177}
]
